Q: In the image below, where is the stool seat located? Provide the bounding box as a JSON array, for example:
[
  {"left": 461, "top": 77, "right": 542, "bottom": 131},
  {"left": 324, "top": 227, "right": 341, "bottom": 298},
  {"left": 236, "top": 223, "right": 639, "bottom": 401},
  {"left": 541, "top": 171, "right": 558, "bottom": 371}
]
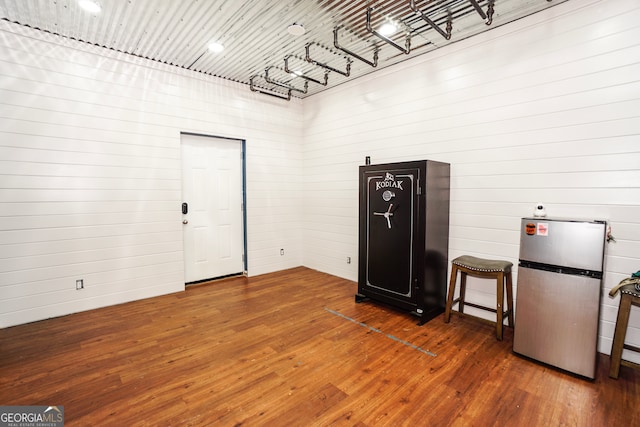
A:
[
  {"left": 452, "top": 255, "right": 513, "bottom": 273},
  {"left": 445, "top": 255, "right": 514, "bottom": 341},
  {"left": 620, "top": 284, "right": 640, "bottom": 297},
  {"left": 609, "top": 283, "right": 640, "bottom": 379}
]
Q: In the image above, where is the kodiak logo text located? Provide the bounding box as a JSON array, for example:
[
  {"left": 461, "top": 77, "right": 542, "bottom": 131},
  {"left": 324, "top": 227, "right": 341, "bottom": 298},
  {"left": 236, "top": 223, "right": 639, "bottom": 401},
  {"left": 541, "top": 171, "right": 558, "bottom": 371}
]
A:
[{"left": 375, "top": 172, "right": 403, "bottom": 191}]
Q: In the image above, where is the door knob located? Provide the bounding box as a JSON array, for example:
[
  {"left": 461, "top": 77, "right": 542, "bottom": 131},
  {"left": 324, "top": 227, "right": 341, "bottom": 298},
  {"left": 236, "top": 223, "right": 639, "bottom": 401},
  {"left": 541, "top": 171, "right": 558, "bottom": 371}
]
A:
[{"left": 182, "top": 220, "right": 188, "bottom": 224}]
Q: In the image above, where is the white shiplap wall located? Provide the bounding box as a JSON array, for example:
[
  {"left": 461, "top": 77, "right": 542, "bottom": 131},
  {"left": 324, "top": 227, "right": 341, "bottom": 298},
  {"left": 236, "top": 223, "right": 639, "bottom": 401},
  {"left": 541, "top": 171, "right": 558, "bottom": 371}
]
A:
[
  {"left": 0, "top": 21, "right": 303, "bottom": 328},
  {"left": 302, "top": 0, "right": 640, "bottom": 362}
]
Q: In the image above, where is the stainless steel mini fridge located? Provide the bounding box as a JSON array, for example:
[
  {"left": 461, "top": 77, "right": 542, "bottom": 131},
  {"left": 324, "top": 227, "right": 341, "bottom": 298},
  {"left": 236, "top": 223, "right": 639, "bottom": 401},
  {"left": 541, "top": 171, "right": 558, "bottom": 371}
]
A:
[{"left": 513, "top": 218, "right": 606, "bottom": 379}]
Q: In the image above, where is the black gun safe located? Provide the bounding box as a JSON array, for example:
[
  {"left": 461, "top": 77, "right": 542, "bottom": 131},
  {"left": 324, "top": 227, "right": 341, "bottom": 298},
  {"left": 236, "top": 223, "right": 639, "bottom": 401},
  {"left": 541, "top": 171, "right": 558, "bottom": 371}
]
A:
[{"left": 356, "top": 160, "right": 450, "bottom": 324}]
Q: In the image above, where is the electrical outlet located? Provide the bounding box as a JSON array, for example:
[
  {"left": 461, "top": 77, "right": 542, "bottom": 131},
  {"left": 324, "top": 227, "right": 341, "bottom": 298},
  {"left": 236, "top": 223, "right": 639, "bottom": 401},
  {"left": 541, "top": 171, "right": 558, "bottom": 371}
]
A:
[
  {"left": 280, "top": 248, "right": 284, "bottom": 256},
  {"left": 76, "top": 279, "right": 84, "bottom": 290},
  {"left": 347, "top": 257, "right": 351, "bottom": 264}
]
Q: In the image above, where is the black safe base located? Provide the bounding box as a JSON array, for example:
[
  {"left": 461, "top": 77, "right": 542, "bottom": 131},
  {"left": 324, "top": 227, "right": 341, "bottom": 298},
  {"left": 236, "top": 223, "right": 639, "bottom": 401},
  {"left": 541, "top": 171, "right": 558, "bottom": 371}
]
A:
[
  {"left": 354, "top": 293, "right": 444, "bottom": 325},
  {"left": 357, "top": 160, "right": 450, "bottom": 326}
]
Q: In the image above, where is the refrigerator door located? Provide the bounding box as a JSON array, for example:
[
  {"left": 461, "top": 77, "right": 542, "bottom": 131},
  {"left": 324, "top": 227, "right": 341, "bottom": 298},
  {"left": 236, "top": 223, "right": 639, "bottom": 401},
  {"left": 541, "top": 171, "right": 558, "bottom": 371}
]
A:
[
  {"left": 513, "top": 267, "right": 601, "bottom": 378},
  {"left": 519, "top": 218, "right": 606, "bottom": 272}
]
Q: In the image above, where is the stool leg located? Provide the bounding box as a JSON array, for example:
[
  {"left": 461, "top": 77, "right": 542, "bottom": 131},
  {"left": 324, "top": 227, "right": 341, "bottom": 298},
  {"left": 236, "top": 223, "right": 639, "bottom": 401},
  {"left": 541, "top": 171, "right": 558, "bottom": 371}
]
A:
[
  {"left": 444, "top": 265, "right": 458, "bottom": 323},
  {"left": 505, "top": 272, "right": 514, "bottom": 327},
  {"left": 458, "top": 272, "right": 467, "bottom": 314},
  {"left": 496, "top": 272, "right": 504, "bottom": 341},
  {"left": 610, "top": 294, "right": 632, "bottom": 379}
]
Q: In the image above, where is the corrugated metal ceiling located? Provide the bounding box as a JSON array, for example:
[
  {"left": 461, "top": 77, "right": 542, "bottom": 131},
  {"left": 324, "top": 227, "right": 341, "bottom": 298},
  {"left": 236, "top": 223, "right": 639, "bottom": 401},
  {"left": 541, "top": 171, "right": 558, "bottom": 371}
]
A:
[{"left": 0, "top": 0, "right": 568, "bottom": 99}]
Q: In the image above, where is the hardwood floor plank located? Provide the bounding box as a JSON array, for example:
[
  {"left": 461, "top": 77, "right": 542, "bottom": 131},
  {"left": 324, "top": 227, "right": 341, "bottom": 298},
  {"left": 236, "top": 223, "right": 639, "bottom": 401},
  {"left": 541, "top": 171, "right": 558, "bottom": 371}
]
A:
[{"left": 1, "top": 267, "right": 638, "bottom": 426}]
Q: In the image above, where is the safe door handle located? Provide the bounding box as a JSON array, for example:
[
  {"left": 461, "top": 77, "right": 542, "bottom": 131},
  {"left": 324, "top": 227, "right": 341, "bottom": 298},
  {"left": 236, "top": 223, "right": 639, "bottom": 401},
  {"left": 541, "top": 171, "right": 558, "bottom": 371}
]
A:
[{"left": 373, "top": 203, "right": 394, "bottom": 229}]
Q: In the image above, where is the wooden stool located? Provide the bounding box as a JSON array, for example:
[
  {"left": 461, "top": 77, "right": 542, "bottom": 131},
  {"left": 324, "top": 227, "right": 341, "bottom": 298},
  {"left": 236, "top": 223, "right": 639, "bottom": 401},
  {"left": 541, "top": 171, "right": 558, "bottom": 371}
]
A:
[
  {"left": 444, "top": 255, "right": 514, "bottom": 341},
  {"left": 609, "top": 283, "right": 640, "bottom": 379}
]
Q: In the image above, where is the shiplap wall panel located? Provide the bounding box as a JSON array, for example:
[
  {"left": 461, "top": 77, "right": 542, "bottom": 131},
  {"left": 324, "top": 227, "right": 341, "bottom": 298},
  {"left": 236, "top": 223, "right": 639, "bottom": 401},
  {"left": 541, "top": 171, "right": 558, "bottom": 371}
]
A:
[
  {"left": 0, "top": 129, "right": 180, "bottom": 159},
  {"left": 0, "top": 21, "right": 304, "bottom": 327},
  {"left": 302, "top": 0, "right": 640, "bottom": 362},
  {"left": 0, "top": 42, "right": 305, "bottom": 141},
  {"left": 1, "top": 222, "right": 178, "bottom": 245},
  {"left": 303, "top": 34, "right": 640, "bottom": 153},
  {"left": 3, "top": 231, "right": 183, "bottom": 258},
  {"left": 0, "top": 212, "right": 178, "bottom": 232},
  {"left": 2, "top": 251, "right": 183, "bottom": 287},
  {"left": 2, "top": 267, "right": 185, "bottom": 299}
]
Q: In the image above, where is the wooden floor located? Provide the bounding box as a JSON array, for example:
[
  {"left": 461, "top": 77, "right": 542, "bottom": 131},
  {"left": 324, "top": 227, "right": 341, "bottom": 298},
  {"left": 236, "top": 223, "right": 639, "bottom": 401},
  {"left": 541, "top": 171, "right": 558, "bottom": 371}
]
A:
[{"left": 1, "top": 267, "right": 639, "bottom": 426}]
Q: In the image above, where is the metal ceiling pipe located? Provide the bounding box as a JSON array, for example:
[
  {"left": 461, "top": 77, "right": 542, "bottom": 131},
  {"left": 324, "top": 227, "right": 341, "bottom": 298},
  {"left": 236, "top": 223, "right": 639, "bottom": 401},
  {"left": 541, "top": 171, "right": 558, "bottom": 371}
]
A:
[
  {"left": 366, "top": 8, "right": 411, "bottom": 54},
  {"left": 408, "top": 1, "right": 452, "bottom": 40},
  {"left": 249, "top": 75, "right": 292, "bottom": 101},
  {"left": 486, "top": 0, "right": 495, "bottom": 25},
  {"left": 264, "top": 66, "right": 309, "bottom": 94},
  {"left": 305, "top": 43, "right": 352, "bottom": 77},
  {"left": 333, "top": 26, "right": 379, "bottom": 68},
  {"left": 284, "top": 55, "right": 329, "bottom": 86},
  {"left": 468, "top": 0, "right": 487, "bottom": 20}
]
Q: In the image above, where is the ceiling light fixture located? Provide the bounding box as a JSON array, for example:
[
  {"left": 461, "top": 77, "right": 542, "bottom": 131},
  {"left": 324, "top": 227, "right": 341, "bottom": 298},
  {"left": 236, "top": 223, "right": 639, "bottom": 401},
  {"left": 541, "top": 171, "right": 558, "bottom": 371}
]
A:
[
  {"left": 379, "top": 23, "right": 397, "bottom": 36},
  {"left": 207, "top": 42, "right": 225, "bottom": 53},
  {"left": 287, "top": 23, "right": 306, "bottom": 36},
  {"left": 78, "top": 0, "right": 101, "bottom": 13}
]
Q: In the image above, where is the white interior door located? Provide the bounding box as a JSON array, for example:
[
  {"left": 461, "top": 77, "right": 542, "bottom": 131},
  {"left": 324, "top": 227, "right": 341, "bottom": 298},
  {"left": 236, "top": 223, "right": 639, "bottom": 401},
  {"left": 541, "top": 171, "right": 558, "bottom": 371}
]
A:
[{"left": 181, "top": 134, "right": 244, "bottom": 283}]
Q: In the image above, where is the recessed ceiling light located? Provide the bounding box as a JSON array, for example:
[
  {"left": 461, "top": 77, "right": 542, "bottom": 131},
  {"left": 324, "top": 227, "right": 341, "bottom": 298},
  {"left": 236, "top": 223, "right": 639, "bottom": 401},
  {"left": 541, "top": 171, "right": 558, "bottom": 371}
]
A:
[
  {"left": 379, "top": 23, "right": 397, "bottom": 36},
  {"left": 208, "top": 42, "right": 225, "bottom": 53},
  {"left": 78, "top": 0, "right": 101, "bottom": 13},
  {"left": 287, "top": 23, "right": 305, "bottom": 36}
]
